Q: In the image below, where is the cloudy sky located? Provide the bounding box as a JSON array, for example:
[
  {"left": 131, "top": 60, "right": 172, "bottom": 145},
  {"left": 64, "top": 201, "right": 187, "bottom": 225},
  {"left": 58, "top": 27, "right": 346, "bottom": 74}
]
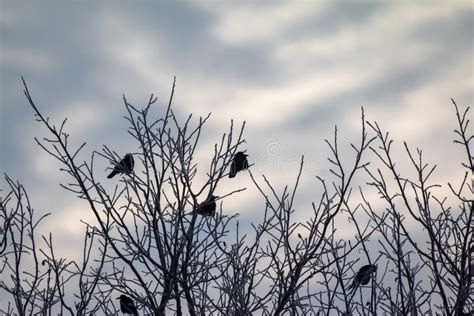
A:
[{"left": 1, "top": 1, "right": 472, "bottom": 261}]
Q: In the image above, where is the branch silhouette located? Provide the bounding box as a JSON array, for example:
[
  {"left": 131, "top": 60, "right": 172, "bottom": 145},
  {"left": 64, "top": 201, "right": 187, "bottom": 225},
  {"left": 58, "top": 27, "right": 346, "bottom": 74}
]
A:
[{"left": 0, "top": 78, "right": 470, "bottom": 315}]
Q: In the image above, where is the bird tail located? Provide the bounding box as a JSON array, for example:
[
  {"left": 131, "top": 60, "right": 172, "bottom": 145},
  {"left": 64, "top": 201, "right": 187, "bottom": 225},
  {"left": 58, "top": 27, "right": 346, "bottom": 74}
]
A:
[
  {"left": 107, "top": 170, "right": 119, "bottom": 179},
  {"left": 348, "top": 281, "right": 358, "bottom": 292}
]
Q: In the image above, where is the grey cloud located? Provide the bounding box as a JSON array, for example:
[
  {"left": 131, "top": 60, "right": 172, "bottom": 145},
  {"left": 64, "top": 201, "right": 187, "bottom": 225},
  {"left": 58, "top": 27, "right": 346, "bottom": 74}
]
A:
[
  {"left": 286, "top": 20, "right": 472, "bottom": 135},
  {"left": 0, "top": 3, "right": 472, "bottom": 308},
  {"left": 102, "top": 2, "right": 283, "bottom": 87},
  {"left": 285, "top": 0, "right": 388, "bottom": 40},
  {"left": 409, "top": 7, "right": 473, "bottom": 45}
]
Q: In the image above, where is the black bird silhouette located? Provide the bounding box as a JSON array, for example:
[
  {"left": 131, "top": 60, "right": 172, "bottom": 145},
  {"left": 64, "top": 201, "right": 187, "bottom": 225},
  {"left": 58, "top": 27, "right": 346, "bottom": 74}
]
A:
[
  {"left": 108, "top": 154, "right": 134, "bottom": 179},
  {"left": 117, "top": 294, "right": 138, "bottom": 316},
  {"left": 229, "top": 151, "right": 249, "bottom": 178},
  {"left": 195, "top": 195, "right": 217, "bottom": 216},
  {"left": 349, "top": 264, "right": 377, "bottom": 290}
]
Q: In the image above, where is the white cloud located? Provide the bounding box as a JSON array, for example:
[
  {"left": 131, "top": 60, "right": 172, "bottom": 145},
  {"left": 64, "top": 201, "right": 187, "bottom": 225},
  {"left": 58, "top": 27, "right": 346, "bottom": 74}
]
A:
[
  {"left": 342, "top": 52, "right": 472, "bottom": 145},
  {"left": 40, "top": 200, "right": 98, "bottom": 261},
  {"left": 95, "top": 13, "right": 174, "bottom": 97},
  {"left": 1, "top": 2, "right": 472, "bottom": 308},
  {"left": 207, "top": 1, "right": 326, "bottom": 44},
  {"left": 233, "top": 71, "right": 364, "bottom": 121},
  {"left": 56, "top": 100, "right": 107, "bottom": 135}
]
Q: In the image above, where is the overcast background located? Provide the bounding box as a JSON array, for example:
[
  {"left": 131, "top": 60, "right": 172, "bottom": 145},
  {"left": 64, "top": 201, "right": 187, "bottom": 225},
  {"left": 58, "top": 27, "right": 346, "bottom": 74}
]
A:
[{"left": 0, "top": 0, "right": 473, "bottom": 286}]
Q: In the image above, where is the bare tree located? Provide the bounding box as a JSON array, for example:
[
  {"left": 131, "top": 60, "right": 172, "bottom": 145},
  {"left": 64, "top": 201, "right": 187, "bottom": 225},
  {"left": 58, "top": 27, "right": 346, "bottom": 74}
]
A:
[
  {"left": 0, "top": 174, "right": 110, "bottom": 316},
  {"left": 362, "top": 99, "right": 473, "bottom": 315},
  {"left": 0, "top": 174, "right": 56, "bottom": 315},
  {"left": 1, "top": 77, "right": 471, "bottom": 315},
  {"left": 21, "top": 77, "right": 248, "bottom": 316}
]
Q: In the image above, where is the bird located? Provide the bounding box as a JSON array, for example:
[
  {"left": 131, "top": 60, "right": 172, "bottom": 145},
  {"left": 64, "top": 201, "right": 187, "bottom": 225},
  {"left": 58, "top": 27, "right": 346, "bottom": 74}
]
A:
[
  {"left": 349, "top": 264, "right": 377, "bottom": 290},
  {"left": 108, "top": 154, "right": 134, "bottom": 179},
  {"left": 229, "top": 151, "right": 249, "bottom": 178},
  {"left": 195, "top": 195, "right": 217, "bottom": 216},
  {"left": 117, "top": 294, "right": 138, "bottom": 316}
]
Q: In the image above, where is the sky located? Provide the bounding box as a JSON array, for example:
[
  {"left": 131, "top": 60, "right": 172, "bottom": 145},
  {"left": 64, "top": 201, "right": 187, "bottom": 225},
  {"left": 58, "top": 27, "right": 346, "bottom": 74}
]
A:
[{"left": 0, "top": 0, "right": 473, "bottom": 298}]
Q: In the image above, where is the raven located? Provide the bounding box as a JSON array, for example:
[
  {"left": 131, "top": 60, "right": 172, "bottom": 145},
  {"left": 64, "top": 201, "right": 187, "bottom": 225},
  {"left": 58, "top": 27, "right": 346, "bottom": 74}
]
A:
[
  {"left": 349, "top": 264, "right": 377, "bottom": 290},
  {"left": 229, "top": 151, "right": 249, "bottom": 178},
  {"left": 117, "top": 294, "right": 138, "bottom": 316},
  {"left": 108, "top": 154, "right": 134, "bottom": 179},
  {"left": 195, "top": 195, "right": 217, "bottom": 216}
]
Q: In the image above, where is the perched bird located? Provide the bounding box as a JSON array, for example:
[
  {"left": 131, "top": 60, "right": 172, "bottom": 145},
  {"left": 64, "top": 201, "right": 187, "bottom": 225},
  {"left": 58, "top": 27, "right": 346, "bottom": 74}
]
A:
[
  {"left": 108, "top": 154, "right": 134, "bottom": 179},
  {"left": 117, "top": 294, "right": 138, "bottom": 316},
  {"left": 349, "top": 264, "right": 377, "bottom": 290},
  {"left": 195, "top": 195, "right": 217, "bottom": 216},
  {"left": 229, "top": 151, "right": 249, "bottom": 178}
]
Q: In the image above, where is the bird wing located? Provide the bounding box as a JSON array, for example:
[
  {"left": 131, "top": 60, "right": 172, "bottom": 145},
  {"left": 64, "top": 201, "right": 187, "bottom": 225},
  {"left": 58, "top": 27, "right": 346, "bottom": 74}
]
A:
[
  {"left": 229, "top": 161, "right": 237, "bottom": 178},
  {"left": 126, "top": 154, "right": 134, "bottom": 172},
  {"left": 122, "top": 298, "right": 137, "bottom": 313},
  {"left": 195, "top": 203, "right": 204, "bottom": 214},
  {"left": 359, "top": 264, "right": 373, "bottom": 274},
  {"left": 359, "top": 274, "right": 372, "bottom": 285},
  {"left": 196, "top": 200, "right": 208, "bottom": 214},
  {"left": 196, "top": 199, "right": 216, "bottom": 216}
]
